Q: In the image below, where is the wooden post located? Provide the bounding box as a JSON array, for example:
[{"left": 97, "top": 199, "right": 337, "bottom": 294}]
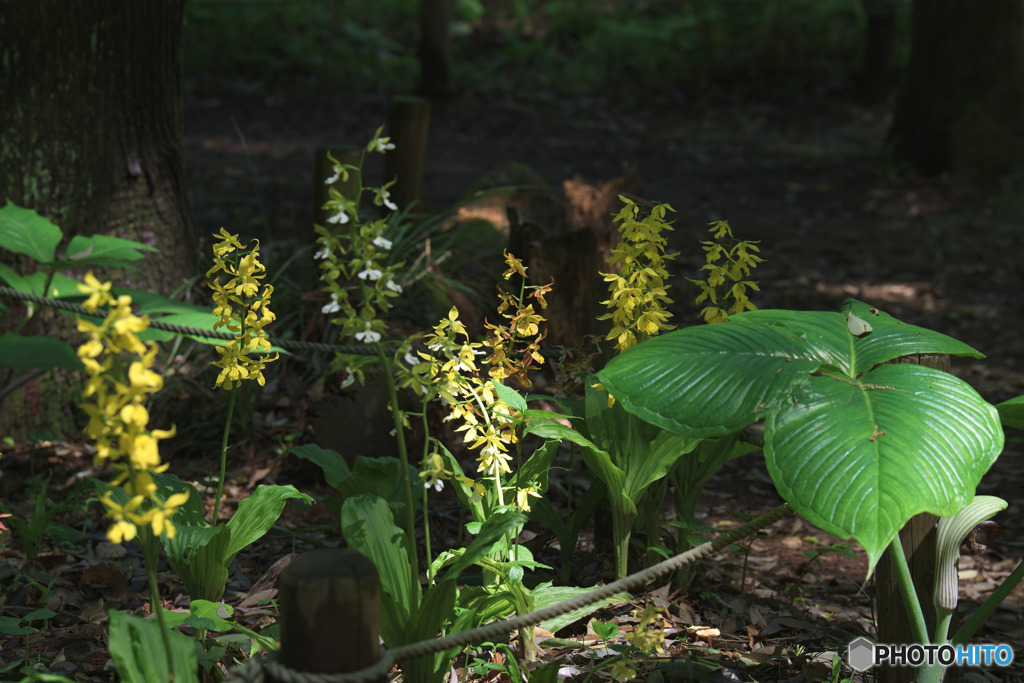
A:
[
  {"left": 314, "top": 145, "right": 362, "bottom": 226},
  {"left": 875, "top": 353, "right": 959, "bottom": 683},
  {"left": 274, "top": 549, "right": 383, "bottom": 680},
  {"left": 384, "top": 96, "right": 431, "bottom": 211}
]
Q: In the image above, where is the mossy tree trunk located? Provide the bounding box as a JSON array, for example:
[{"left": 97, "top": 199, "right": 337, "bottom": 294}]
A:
[
  {"left": 0, "top": 0, "right": 198, "bottom": 291},
  {"left": 889, "top": 0, "right": 1024, "bottom": 178}
]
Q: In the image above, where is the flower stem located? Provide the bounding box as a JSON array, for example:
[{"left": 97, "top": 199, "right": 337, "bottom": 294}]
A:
[
  {"left": 142, "top": 536, "right": 176, "bottom": 679},
  {"left": 887, "top": 536, "right": 930, "bottom": 645},
  {"left": 212, "top": 387, "right": 237, "bottom": 525},
  {"left": 376, "top": 344, "right": 419, "bottom": 573}
]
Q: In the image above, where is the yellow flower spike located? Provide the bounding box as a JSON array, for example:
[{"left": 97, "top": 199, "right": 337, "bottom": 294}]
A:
[
  {"left": 78, "top": 272, "right": 113, "bottom": 311},
  {"left": 212, "top": 228, "right": 244, "bottom": 257}
]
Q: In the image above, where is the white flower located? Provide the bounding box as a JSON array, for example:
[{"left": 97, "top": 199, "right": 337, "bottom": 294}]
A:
[
  {"left": 321, "top": 293, "right": 341, "bottom": 314},
  {"left": 357, "top": 265, "right": 382, "bottom": 281},
  {"left": 324, "top": 170, "right": 340, "bottom": 184},
  {"left": 340, "top": 372, "right": 356, "bottom": 389},
  {"left": 424, "top": 479, "right": 444, "bottom": 493},
  {"left": 403, "top": 352, "right": 419, "bottom": 366},
  {"left": 373, "top": 236, "right": 392, "bottom": 250},
  {"left": 380, "top": 191, "right": 398, "bottom": 212},
  {"left": 314, "top": 245, "right": 331, "bottom": 260},
  {"left": 385, "top": 279, "right": 402, "bottom": 293},
  {"left": 355, "top": 321, "right": 381, "bottom": 344},
  {"left": 372, "top": 138, "right": 396, "bottom": 153},
  {"left": 327, "top": 208, "right": 350, "bottom": 225}
]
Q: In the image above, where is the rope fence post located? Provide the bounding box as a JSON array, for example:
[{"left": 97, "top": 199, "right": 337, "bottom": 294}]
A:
[{"left": 271, "top": 549, "right": 386, "bottom": 682}]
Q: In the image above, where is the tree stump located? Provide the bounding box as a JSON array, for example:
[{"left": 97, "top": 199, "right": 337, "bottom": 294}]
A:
[
  {"left": 275, "top": 549, "right": 384, "bottom": 680},
  {"left": 875, "top": 353, "right": 960, "bottom": 683},
  {"left": 384, "top": 96, "right": 431, "bottom": 211}
]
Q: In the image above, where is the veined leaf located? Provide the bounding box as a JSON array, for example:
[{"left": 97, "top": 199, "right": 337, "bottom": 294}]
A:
[
  {"left": 0, "top": 202, "right": 62, "bottom": 263},
  {"left": 764, "top": 364, "right": 1003, "bottom": 572}
]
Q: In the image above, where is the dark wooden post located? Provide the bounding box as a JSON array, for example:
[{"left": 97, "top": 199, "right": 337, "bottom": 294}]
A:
[
  {"left": 314, "top": 145, "right": 363, "bottom": 226},
  {"left": 384, "top": 96, "right": 431, "bottom": 211},
  {"left": 274, "top": 549, "right": 383, "bottom": 680},
  {"left": 875, "top": 354, "right": 959, "bottom": 683}
]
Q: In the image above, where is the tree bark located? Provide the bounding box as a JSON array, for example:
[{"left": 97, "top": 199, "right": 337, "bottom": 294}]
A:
[
  {"left": 0, "top": 0, "right": 197, "bottom": 292},
  {"left": 889, "top": 0, "right": 1024, "bottom": 178}
]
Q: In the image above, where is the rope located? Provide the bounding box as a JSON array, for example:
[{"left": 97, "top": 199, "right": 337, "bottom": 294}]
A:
[
  {"left": 0, "top": 285, "right": 381, "bottom": 355},
  {"left": 225, "top": 503, "right": 793, "bottom": 683}
]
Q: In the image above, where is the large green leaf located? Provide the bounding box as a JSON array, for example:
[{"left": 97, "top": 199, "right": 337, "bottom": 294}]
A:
[
  {"left": 623, "top": 428, "right": 700, "bottom": 501},
  {"left": 0, "top": 202, "right": 62, "bottom": 263},
  {"left": 0, "top": 333, "right": 82, "bottom": 371},
  {"left": 996, "top": 394, "right": 1024, "bottom": 430},
  {"left": 340, "top": 495, "right": 419, "bottom": 647},
  {"left": 107, "top": 609, "right": 198, "bottom": 683},
  {"left": 597, "top": 299, "right": 986, "bottom": 437},
  {"left": 224, "top": 484, "right": 314, "bottom": 564},
  {"left": 289, "top": 443, "right": 352, "bottom": 489},
  {"left": 764, "top": 364, "right": 1003, "bottom": 571}
]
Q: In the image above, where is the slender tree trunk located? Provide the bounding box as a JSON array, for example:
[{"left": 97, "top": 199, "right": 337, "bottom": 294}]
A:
[
  {"left": 419, "top": 0, "right": 454, "bottom": 97},
  {"left": 889, "top": 0, "right": 1024, "bottom": 178},
  {"left": 0, "top": 0, "right": 197, "bottom": 292}
]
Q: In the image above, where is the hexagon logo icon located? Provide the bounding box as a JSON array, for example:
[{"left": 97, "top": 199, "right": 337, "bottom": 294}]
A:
[{"left": 847, "top": 637, "right": 875, "bottom": 672}]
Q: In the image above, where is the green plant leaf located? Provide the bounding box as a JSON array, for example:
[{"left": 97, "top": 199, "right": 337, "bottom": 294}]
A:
[
  {"left": 491, "top": 379, "right": 527, "bottom": 414},
  {"left": 340, "top": 494, "right": 419, "bottom": 647},
  {"left": 162, "top": 524, "right": 232, "bottom": 602},
  {"left": 0, "top": 202, "right": 62, "bottom": 263},
  {"left": 996, "top": 394, "right": 1024, "bottom": 429},
  {"left": 438, "top": 509, "right": 528, "bottom": 583},
  {"left": 623, "top": 428, "right": 700, "bottom": 501},
  {"left": 531, "top": 584, "right": 631, "bottom": 634},
  {"left": 107, "top": 609, "right": 199, "bottom": 683},
  {"left": 764, "top": 364, "right": 1003, "bottom": 572},
  {"left": 597, "top": 300, "right": 986, "bottom": 437},
  {"left": 0, "top": 615, "right": 34, "bottom": 636},
  {"left": 224, "top": 484, "right": 314, "bottom": 564},
  {"left": 401, "top": 581, "right": 459, "bottom": 682},
  {"left": 0, "top": 333, "right": 83, "bottom": 371},
  {"left": 59, "top": 233, "right": 157, "bottom": 267},
  {"left": 289, "top": 443, "right": 352, "bottom": 489}
]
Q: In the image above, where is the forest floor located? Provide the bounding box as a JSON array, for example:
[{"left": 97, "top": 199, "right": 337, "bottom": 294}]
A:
[{"left": 3, "top": 76, "right": 1024, "bottom": 681}]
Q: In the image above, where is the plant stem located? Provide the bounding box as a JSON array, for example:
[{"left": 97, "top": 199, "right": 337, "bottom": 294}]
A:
[
  {"left": 376, "top": 344, "right": 419, "bottom": 573},
  {"left": 212, "top": 387, "right": 237, "bottom": 525},
  {"left": 142, "top": 536, "right": 176, "bottom": 680},
  {"left": 887, "top": 536, "right": 930, "bottom": 645}
]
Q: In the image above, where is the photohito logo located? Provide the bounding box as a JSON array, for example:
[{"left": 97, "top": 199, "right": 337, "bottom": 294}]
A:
[{"left": 847, "top": 637, "right": 1014, "bottom": 671}]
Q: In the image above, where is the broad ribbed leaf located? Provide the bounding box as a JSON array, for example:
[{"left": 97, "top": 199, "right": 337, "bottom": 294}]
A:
[
  {"left": 340, "top": 494, "right": 419, "bottom": 647},
  {"left": 764, "top": 364, "right": 1003, "bottom": 571},
  {"left": 225, "top": 484, "right": 314, "bottom": 564},
  {"left": 108, "top": 609, "right": 199, "bottom": 683},
  {"left": 623, "top": 429, "right": 700, "bottom": 501},
  {"left": 598, "top": 300, "right": 986, "bottom": 438},
  {"left": 163, "top": 524, "right": 232, "bottom": 602}
]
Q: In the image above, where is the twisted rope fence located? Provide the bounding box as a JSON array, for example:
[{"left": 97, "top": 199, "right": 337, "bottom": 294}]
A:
[
  {"left": 0, "top": 285, "right": 380, "bottom": 355},
  {"left": 226, "top": 503, "right": 793, "bottom": 683}
]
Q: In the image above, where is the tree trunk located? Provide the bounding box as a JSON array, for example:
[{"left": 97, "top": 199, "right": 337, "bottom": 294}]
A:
[
  {"left": 0, "top": 0, "right": 197, "bottom": 292},
  {"left": 419, "top": 0, "right": 454, "bottom": 97},
  {"left": 860, "top": 0, "right": 900, "bottom": 104},
  {"left": 889, "top": 0, "right": 1024, "bottom": 178},
  {"left": 0, "top": 1, "right": 197, "bottom": 441}
]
